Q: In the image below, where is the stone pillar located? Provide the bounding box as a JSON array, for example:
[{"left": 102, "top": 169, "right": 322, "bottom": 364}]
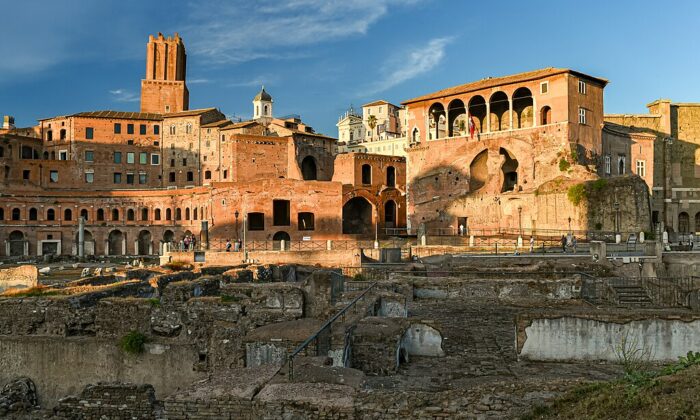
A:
[
  {"left": 615, "top": 233, "right": 621, "bottom": 244},
  {"left": 37, "top": 241, "right": 42, "bottom": 256},
  {"left": 134, "top": 239, "right": 139, "bottom": 255},
  {"left": 104, "top": 240, "right": 109, "bottom": 256},
  {"left": 532, "top": 97, "right": 538, "bottom": 127},
  {"left": 517, "top": 236, "right": 523, "bottom": 248},
  {"left": 280, "top": 239, "right": 286, "bottom": 251},
  {"left": 327, "top": 240, "right": 332, "bottom": 251},
  {"left": 78, "top": 216, "right": 85, "bottom": 259},
  {"left": 639, "top": 231, "right": 645, "bottom": 244},
  {"left": 122, "top": 238, "right": 127, "bottom": 256},
  {"left": 469, "top": 235, "right": 475, "bottom": 247},
  {"left": 508, "top": 98, "right": 513, "bottom": 130},
  {"left": 4, "top": 241, "right": 9, "bottom": 257},
  {"left": 149, "top": 241, "right": 153, "bottom": 255},
  {"left": 201, "top": 221, "right": 210, "bottom": 250},
  {"left": 662, "top": 231, "right": 669, "bottom": 244},
  {"left": 485, "top": 102, "right": 491, "bottom": 133},
  {"left": 24, "top": 241, "right": 29, "bottom": 256}
]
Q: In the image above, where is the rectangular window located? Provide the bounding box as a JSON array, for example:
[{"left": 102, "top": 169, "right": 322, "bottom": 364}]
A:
[
  {"left": 604, "top": 155, "right": 611, "bottom": 175},
  {"left": 182, "top": 158, "right": 187, "bottom": 166},
  {"left": 139, "top": 124, "right": 146, "bottom": 135},
  {"left": 636, "top": 160, "right": 646, "bottom": 177},
  {"left": 127, "top": 124, "right": 134, "bottom": 134},
  {"left": 154, "top": 125, "right": 160, "bottom": 135},
  {"left": 169, "top": 125, "right": 176, "bottom": 135},
  {"left": 126, "top": 173, "right": 135, "bottom": 184},
  {"left": 139, "top": 152, "right": 148, "bottom": 164},
  {"left": 170, "top": 158, "right": 175, "bottom": 167},
  {"left": 540, "top": 81, "right": 549, "bottom": 94},
  {"left": 23, "top": 170, "right": 30, "bottom": 180},
  {"left": 113, "top": 172, "right": 122, "bottom": 184},
  {"left": 273, "top": 200, "right": 291, "bottom": 226},
  {"left": 85, "top": 171, "right": 94, "bottom": 183},
  {"left": 298, "top": 212, "right": 315, "bottom": 231},
  {"left": 169, "top": 172, "right": 175, "bottom": 182},
  {"left": 59, "top": 150, "right": 68, "bottom": 160},
  {"left": 223, "top": 169, "right": 228, "bottom": 179},
  {"left": 578, "top": 80, "right": 587, "bottom": 94},
  {"left": 139, "top": 172, "right": 147, "bottom": 184},
  {"left": 85, "top": 127, "right": 94, "bottom": 139},
  {"left": 127, "top": 152, "right": 135, "bottom": 164},
  {"left": 114, "top": 123, "right": 121, "bottom": 134},
  {"left": 85, "top": 150, "right": 94, "bottom": 162},
  {"left": 151, "top": 153, "right": 160, "bottom": 165},
  {"left": 114, "top": 152, "right": 122, "bottom": 163},
  {"left": 578, "top": 108, "right": 587, "bottom": 125},
  {"left": 49, "top": 170, "right": 58, "bottom": 183},
  {"left": 248, "top": 212, "right": 265, "bottom": 231}
]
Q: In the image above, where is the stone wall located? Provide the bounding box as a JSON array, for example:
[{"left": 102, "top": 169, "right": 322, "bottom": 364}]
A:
[
  {"left": 0, "top": 265, "right": 37, "bottom": 293},
  {"left": 517, "top": 313, "right": 700, "bottom": 362},
  {"left": 53, "top": 383, "right": 160, "bottom": 419}
]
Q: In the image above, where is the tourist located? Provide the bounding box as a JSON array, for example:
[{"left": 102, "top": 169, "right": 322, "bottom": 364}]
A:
[
  {"left": 183, "top": 235, "right": 191, "bottom": 251},
  {"left": 529, "top": 236, "right": 535, "bottom": 253},
  {"left": 191, "top": 236, "right": 197, "bottom": 251},
  {"left": 225, "top": 239, "right": 232, "bottom": 252},
  {"left": 459, "top": 224, "right": 465, "bottom": 236},
  {"left": 561, "top": 235, "right": 567, "bottom": 253},
  {"left": 572, "top": 235, "right": 578, "bottom": 253}
]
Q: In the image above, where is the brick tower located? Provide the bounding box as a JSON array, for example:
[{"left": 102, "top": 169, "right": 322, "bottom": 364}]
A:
[{"left": 140, "top": 33, "right": 189, "bottom": 114}]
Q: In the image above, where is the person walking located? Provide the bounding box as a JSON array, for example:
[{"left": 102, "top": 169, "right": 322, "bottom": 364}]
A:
[
  {"left": 529, "top": 236, "right": 535, "bottom": 253},
  {"left": 191, "top": 236, "right": 197, "bottom": 251},
  {"left": 225, "top": 239, "right": 232, "bottom": 252},
  {"left": 183, "top": 235, "right": 190, "bottom": 251},
  {"left": 561, "top": 235, "right": 567, "bottom": 253},
  {"left": 572, "top": 235, "right": 578, "bottom": 253}
]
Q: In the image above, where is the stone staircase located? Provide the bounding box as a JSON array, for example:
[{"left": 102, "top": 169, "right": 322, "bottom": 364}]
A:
[{"left": 610, "top": 283, "right": 652, "bottom": 306}]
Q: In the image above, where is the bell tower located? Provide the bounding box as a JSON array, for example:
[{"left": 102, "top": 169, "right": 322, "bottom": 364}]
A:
[
  {"left": 140, "top": 32, "right": 189, "bottom": 114},
  {"left": 253, "top": 86, "right": 273, "bottom": 120}
]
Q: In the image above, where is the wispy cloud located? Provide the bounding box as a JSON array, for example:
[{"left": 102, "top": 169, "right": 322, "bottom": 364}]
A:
[
  {"left": 226, "top": 75, "right": 279, "bottom": 88},
  {"left": 185, "top": 0, "right": 424, "bottom": 63},
  {"left": 109, "top": 89, "right": 140, "bottom": 103},
  {"left": 359, "top": 37, "right": 453, "bottom": 96},
  {"left": 188, "top": 78, "right": 211, "bottom": 85}
]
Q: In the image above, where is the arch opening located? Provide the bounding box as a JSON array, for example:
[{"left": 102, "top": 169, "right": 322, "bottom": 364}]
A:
[
  {"left": 489, "top": 91, "right": 509, "bottom": 132},
  {"left": 469, "top": 150, "right": 489, "bottom": 192},
  {"left": 428, "top": 102, "right": 446, "bottom": 139},
  {"left": 138, "top": 230, "right": 152, "bottom": 255},
  {"left": 301, "top": 156, "right": 318, "bottom": 180},
  {"left": 500, "top": 148, "right": 519, "bottom": 192},
  {"left": 108, "top": 230, "right": 124, "bottom": 255},
  {"left": 447, "top": 99, "right": 466, "bottom": 137},
  {"left": 512, "top": 87, "right": 533, "bottom": 128},
  {"left": 342, "top": 197, "right": 373, "bottom": 235},
  {"left": 384, "top": 200, "right": 397, "bottom": 228}
]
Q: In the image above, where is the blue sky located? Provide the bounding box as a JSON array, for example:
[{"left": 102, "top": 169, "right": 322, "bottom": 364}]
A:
[{"left": 1, "top": 0, "right": 700, "bottom": 136}]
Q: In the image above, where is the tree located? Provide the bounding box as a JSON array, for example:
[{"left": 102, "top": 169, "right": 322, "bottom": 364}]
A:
[{"left": 367, "top": 115, "right": 377, "bottom": 133}]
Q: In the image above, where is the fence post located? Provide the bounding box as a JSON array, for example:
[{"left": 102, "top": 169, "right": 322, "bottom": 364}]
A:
[{"left": 495, "top": 242, "right": 498, "bottom": 255}]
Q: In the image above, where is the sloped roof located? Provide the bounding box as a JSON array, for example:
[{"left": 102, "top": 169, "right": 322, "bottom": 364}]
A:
[
  {"left": 68, "top": 110, "right": 163, "bottom": 121},
  {"left": 164, "top": 107, "right": 219, "bottom": 117},
  {"left": 403, "top": 68, "right": 609, "bottom": 105}
]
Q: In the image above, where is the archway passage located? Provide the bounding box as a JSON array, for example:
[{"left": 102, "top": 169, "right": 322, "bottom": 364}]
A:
[
  {"left": 469, "top": 150, "right": 489, "bottom": 192},
  {"left": 512, "top": 87, "right": 533, "bottom": 128},
  {"left": 138, "top": 230, "right": 152, "bottom": 255},
  {"left": 384, "top": 200, "right": 397, "bottom": 228},
  {"left": 108, "top": 230, "right": 124, "bottom": 255},
  {"left": 468, "top": 96, "right": 487, "bottom": 134},
  {"left": 301, "top": 156, "right": 318, "bottom": 180},
  {"left": 428, "top": 102, "right": 446, "bottom": 139},
  {"left": 447, "top": 99, "right": 466, "bottom": 137},
  {"left": 8, "top": 230, "right": 24, "bottom": 256},
  {"left": 163, "top": 230, "right": 175, "bottom": 243},
  {"left": 695, "top": 212, "right": 700, "bottom": 232},
  {"left": 342, "top": 197, "right": 373, "bottom": 235},
  {"left": 272, "top": 231, "right": 291, "bottom": 251},
  {"left": 500, "top": 148, "right": 519, "bottom": 192}
]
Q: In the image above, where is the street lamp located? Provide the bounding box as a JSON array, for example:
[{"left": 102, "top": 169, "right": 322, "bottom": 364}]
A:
[
  {"left": 613, "top": 201, "right": 620, "bottom": 233},
  {"left": 518, "top": 206, "right": 523, "bottom": 237},
  {"left": 568, "top": 217, "right": 572, "bottom": 233}
]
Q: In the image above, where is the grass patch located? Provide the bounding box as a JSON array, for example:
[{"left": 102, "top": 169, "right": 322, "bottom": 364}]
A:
[
  {"left": 567, "top": 183, "right": 587, "bottom": 206},
  {"left": 119, "top": 331, "right": 147, "bottom": 355},
  {"left": 221, "top": 294, "right": 242, "bottom": 303},
  {"left": 558, "top": 158, "right": 571, "bottom": 172},
  {"left": 147, "top": 298, "right": 161, "bottom": 307}
]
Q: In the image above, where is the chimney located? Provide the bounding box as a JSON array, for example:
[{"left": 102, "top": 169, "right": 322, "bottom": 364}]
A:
[{"left": 2, "top": 115, "right": 15, "bottom": 130}]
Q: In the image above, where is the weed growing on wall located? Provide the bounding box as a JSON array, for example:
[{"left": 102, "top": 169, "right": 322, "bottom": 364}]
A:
[{"left": 119, "top": 331, "right": 147, "bottom": 355}]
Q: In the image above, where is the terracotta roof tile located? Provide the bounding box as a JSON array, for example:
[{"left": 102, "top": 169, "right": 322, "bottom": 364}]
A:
[
  {"left": 403, "top": 68, "right": 609, "bottom": 105},
  {"left": 69, "top": 110, "right": 163, "bottom": 120}
]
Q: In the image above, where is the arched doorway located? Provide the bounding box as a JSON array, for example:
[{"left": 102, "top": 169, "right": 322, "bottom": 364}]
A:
[
  {"left": 342, "top": 197, "right": 373, "bottom": 234},
  {"left": 272, "top": 231, "right": 291, "bottom": 250},
  {"left": 489, "top": 91, "right": 509, "bottom": 131},
  {"left": 500, "top": 148, "right": 519, "bottom": 192},
  {"left": 301, "top": 156, "right": 318, "bottom": 180},
  {"left": 138, "top": 230, "right": 152, "bottom": 255},
  {"left": 384, "top": 200, "right": 397, "bottom": 228},
  {"left": 386, "top": 166, "right": 396, "bottom": 188},
  {"left": 108, "top": 230, "right": 124, "bottom": 255},
  {"left": 540, "top": 106, "right": 552, "bottom": 125},
  {"left": 512, "top": 87, "right": 533, "bottom": 128},
  {"left": 8, "top": 230, "right": 25, "bottom": 256}
]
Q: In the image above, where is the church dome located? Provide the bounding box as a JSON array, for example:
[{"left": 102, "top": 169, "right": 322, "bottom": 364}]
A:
[{"left": 254, "top": 86, "right": 272, "bottom": 102}]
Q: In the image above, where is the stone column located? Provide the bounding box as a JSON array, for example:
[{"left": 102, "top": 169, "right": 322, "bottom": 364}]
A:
[
  {"left": 201, "top": 221, "right": 209, "bottom": 250},
  {"left": 509, "top": 98, "right": 513, "bottom": 130},
  {"left": 532, "top": 97, "right": 538, "bottom": 127},
  {"left": 485, "top": 102, "right": 491, "bottom": 133},
  {"left": 149, "top": 241, "right": 153, "bottom": 255},
  {"left": 24, "top": 241, "right": 29, "bottom": 257},
  {"left": 104, "top": 240, "right": 109, "bottom": 256},
  {"left": 134, "top": 239, "right": 139, "bottom": 255},
  {"left": 78, "top": 216, "right": 85, "bottom": 259},
  {"left": 122, "top": 238, "right": 127, "bottom": 256},
  {"left": 327, "top": 240, "right": 332, "bottom": 251}
]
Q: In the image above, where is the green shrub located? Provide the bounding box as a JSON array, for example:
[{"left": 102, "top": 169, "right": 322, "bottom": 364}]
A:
[
  {"left": 119, "top": 331, "right": 147, "bottom": 355},
  {"left": 591, "top": 178, "right": 608, "bottom": 191},
  {"left": 221, "top": 294, "right": 241, "bottom": 303},
  {"left": 567, "top": 183, "right": 587, "bottom": 206},
  {"left": 559, "top": 158, "right": 571, "bottom": 172},
  {"left": 353, "top": 273, "right": 366, "bottom": 281},
  {"left": 571, "top": 149, "right": 579, "bottom": 162},
  {"left": 147, "top": 298, "right": 161, "bottom": 307}
]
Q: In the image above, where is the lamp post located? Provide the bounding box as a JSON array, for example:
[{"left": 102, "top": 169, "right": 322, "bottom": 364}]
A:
[
  {"left": 518, "top": 206, "right": 523, "bottom": 237},
  {"left": 568, "top": 217, "right": 572, "bottom": 233},
  {"left": 613, "top": 201, "right": 620, "bottom": 233}
]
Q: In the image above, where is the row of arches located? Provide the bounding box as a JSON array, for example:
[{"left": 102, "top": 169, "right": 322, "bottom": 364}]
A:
[
  {"left": 0, "top": 205, "right": 209, "bottom": 224},
  {"left": 342, "top": 197, "right": 398, "bottom": 234},
  {"left": 677, "top": 212, "right": 700, "bottom": 234},
  {"left": 417, "top": 87, "right": 552, "bottom": 141}
]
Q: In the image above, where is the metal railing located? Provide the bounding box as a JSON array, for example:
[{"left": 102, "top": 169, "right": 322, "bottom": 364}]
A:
[
  {"left": 581, "top": 276, "right": 700, "bottom": 308},
  {"left": 287, "top": 280, "right": 377, "bottom": 380}
]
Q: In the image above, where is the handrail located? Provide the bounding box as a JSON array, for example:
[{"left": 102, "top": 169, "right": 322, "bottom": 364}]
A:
[{"left": 287, "top": 279, "right": 377, "bottom": 380}]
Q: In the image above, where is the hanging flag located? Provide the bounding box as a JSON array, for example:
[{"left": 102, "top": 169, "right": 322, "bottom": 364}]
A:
[{"left": 468, "top": 117, "right": 476, "bottom": 139}]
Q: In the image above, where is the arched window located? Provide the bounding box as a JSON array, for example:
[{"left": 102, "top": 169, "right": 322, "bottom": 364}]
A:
[
  {"left": 205, "top": 170, "right": 211, "bottom": 180},
  {"left": 540, "top": 106, "right": 552, "bottom": 125},
  {"left": 411, "top": 128, "right": 420, "bottom": 144},
  {"left": 80, "top": 209, "right": 88, "bottom": 221},
  {"left": 46, "top": 209, "right": 55, "bottom": 221},
  {"left": 301, "top": 156, "right": 318, "bottom": 180},
  {"left": 12, "top": 208, "right": 21, "bottom": 220},
  {"left": 185, "top": 208, "right": 190, "bottom": 220},
  {"left": 679, "top": 212, "right": 690, "bottom": 233},
  {"left": 64, "top": 208, "right": 72, "bottom": 221},
  {"left": 489, "top": 91, "right": 509, "bottom": 132},
  {"left": 141, "top": 208, "right": 149, "bottom": 221},
  {"left": 112, "top": 209, "right": 119, "bottom": 221},
  {"left": 361, "top": 164, "right": 372, "bottom": 185},
  {"left": 127, "top": 209, "right": 135, "bottom": 221},
  {"left": 29, "top": 208, "right": 38, "bottom": 221},
  {"left": 155, "top": 209, "right": 161, "bottom": 221},
  {"left": 386, "top": 166, "right": 396, "bottom": 187},
  {"left": 193, "top": 208, "right": 198, "bottom": 220},
  {"left": 60, "top": 129, "right": 66, "bottom": 140},
  {"left": 166, "top": 208, "right": 172, "bottom": 220},
  {"left": 97, "top": 209, "right": 105, "bottom": 221},
  {"left": 176, "top": 208, "right": 182, "bottom": 220},
  {"left": 512, "top": 87, "right": 533, "bottom": 128}
]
